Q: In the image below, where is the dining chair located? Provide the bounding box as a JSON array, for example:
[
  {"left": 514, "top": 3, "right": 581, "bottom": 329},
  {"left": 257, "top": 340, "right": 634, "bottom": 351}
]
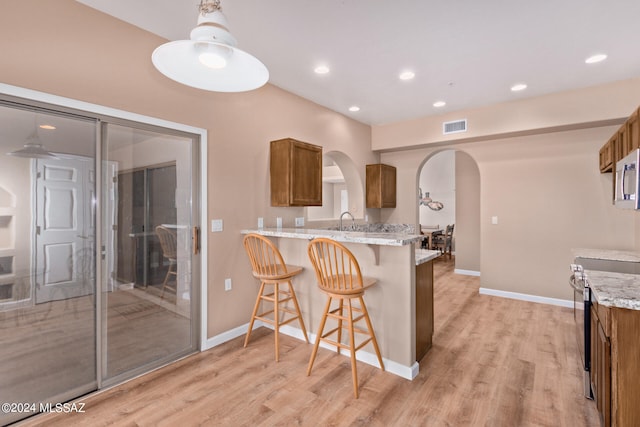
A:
[
  {"left": 155, "top": 225, "right": 178, "bottom": 298},
  {"left": 433, "top": 224, "right": 454, "bottom": 259},
  {"left": 306, "top": 237, "right": 384, "bottom": 398},
  {"left": 242, "top": 233, "right": 309, "bottom": 361}
]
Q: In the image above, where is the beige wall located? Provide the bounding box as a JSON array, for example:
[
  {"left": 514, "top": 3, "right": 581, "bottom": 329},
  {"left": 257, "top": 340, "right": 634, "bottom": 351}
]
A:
[
  {"left": 0, "top": 0, "right": 378, "bottom": 337},
  {"left": 378, "top": 126, "right": 637, "bottom": 301},
  {"left": 455, "top": 151, "right": 481, "bottom": 273}
]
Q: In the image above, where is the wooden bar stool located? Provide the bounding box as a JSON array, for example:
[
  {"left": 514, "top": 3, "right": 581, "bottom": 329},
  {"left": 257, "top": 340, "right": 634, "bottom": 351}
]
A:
[
  {"left": 242, "top": 233, "right": 309, "bottom": 361},
  {"left": 306, "top": 237, "right": 385, "bottom": 398}
]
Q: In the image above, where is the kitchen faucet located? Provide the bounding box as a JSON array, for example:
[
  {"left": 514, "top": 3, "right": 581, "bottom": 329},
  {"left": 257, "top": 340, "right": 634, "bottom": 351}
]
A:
[{"left": 339, "top": 211, "right": 355, "bottom": 231}]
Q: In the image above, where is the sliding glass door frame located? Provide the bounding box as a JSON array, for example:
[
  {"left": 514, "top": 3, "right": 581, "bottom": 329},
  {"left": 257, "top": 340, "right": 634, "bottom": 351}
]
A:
[{"left": 0, "top": 82, "right": 208, "bottom": 395}]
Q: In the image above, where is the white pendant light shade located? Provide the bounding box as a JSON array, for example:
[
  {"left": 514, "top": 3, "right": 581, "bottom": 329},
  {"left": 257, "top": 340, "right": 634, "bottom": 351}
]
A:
[
  {"left": 8, "top": 138, "right": 57, "bottom": 159},
  {"left": 152, "top": 2, "right": 269, "bottom": 92}
]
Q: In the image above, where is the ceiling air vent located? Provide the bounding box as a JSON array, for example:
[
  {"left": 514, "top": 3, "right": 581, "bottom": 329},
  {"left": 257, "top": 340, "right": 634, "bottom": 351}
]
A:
[{"left": 443, "top": 119, "right": 467, "bottom": 135}]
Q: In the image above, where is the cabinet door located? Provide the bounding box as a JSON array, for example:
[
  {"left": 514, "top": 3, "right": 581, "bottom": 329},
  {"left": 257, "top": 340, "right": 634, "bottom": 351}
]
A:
[
  {"left": 290, "top": 141, "right": 322, "bottom": 206},
  {"left": 599, "top": 138, "right": 613, "bottom": 173},
  {"left": 366, "top": 164, "right": 396, "bottom": 208},
  {"left": 591, "top": 306, "right": 611, "bottom": 427},
  {"left": 628, "top": 109, "right": 640, "bottom": 152},
  {"left": 270, "top": 138, "right": 322, "bottom": 206}
]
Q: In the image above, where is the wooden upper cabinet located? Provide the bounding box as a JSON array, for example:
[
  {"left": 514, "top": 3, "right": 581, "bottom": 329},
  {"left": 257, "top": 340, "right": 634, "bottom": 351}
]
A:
[
  {"left": 599, "top": 137, "right": 614, "bottom": 173},
  {"left": 366, "top": 164, "right": 396, "bottom": 208},
  {"left": 627, "top": 108, "right": 640, "bottom": 153},
  {"left": 270, "top": 138, "right": 322, "bottom": 207}
]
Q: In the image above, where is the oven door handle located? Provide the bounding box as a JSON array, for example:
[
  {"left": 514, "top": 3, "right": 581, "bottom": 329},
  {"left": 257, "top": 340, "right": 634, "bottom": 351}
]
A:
[{"left": 569, "top": 275, "right": 584, "bottom": 292}]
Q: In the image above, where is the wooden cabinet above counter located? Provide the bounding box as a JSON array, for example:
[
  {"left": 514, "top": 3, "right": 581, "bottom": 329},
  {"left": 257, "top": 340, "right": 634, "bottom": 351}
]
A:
[
  {"left": 599, "top": 107, "right": 640, "bottom": 173},
  {"left": 270, "top": 138, "right": 322, "bottom": 207},
  {"left": 366, "top": 164, "right": 396, "bottom": 208}
]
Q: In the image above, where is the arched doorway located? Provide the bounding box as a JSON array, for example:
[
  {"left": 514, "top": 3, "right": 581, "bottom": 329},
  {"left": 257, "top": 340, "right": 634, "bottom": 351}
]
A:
[{"left": 417, "top": 149, "right": 480, "bottom": 275}]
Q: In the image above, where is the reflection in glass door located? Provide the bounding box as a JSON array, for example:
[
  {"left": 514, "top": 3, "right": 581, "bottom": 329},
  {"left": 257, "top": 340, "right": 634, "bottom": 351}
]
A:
[
  {"left": 0, "top": 96, "right": 201, "bottom": 424},
  {"left": 0, "top": 104, "right": 97, "bottom": 426},
  {"left": 101, "top": 123, "right": 199, "bottom": 384}
]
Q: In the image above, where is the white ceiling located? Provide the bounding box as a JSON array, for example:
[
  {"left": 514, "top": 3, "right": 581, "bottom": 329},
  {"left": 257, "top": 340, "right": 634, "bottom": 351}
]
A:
[{"left": 78, "top": 0, "right": 640, "bottom": 126}]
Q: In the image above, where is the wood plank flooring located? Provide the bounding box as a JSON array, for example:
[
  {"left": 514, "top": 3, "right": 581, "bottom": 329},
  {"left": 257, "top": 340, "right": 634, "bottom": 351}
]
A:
[{"left": 20, "top": 256, "right": 599, "bottom": 426}]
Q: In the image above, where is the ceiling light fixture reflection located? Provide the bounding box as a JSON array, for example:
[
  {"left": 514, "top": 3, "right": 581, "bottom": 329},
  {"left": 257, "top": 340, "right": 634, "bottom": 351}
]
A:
[
  {"left": 433, "top": 101, "right": 446, "bottom": 108},
  {"left": 399, "top": 71, "right": 415, "bottom": 80},
  {"left": 585, "top": 54, "right": 607, "bottom": 64},
  {"left": 7, "top": 131, "right": 58, "bottom": 159},
  {"left": 151, "top": 0, "right": 268, "bottom": 92},
  {"left": 511, "top": 83, "right": 528, "bottom": 92},
  {"left": 348, "top": 106, "right": 360, "bottom": 112},
  {"left": 314, "top": 65, "right": 330, "bottom": 74},
  {"left": 39, "top": 124, "right": 56, "bottom": 130}
]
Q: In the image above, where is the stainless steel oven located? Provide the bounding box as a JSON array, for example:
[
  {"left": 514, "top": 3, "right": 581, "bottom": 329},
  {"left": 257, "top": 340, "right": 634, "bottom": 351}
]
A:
[{"left": 569, "top": 264, "right": 592, "bottom": 399}]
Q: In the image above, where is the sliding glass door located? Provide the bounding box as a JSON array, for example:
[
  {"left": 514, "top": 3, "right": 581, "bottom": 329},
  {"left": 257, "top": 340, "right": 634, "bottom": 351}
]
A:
[
  {"left": 100, "top": 122, "right": 199, "bottom": 385},
  {"left": 0, "top": 104, "right": 97, "bottom": 426},
  {"left": 0, "top": 97, "right": 201, "bottom": 424}
]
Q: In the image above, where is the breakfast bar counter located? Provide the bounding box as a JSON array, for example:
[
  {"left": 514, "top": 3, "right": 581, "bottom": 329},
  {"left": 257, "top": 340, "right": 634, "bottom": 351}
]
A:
[{"left": 241, "top": 227, "right": 437, "bottom": 379}]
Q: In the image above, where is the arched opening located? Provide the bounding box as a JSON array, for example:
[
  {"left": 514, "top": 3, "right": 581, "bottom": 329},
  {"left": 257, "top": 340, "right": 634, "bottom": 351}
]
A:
[
  {"left": 307, "top": 150, "right": 364, "bottom": 221},
  {"left": 417, "top": 149, "right": 480, "bottom": 274}
]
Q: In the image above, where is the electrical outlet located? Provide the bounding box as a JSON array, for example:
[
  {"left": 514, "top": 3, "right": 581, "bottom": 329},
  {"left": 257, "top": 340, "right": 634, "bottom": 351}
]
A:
[
  {"left": 224, "top": 278, "right": 232, "bottom": 291},
  {"left": 276, "top": 217, "right": 282, "bottom": 229},
  {"left": 295, "top": 217, "right": 304, "bottom": 227},
  {"left": 491, "top": 216, "right": 498, "bottom": 225},
  {"left": 258, "top": 217, "right": 264, "bottom": 229}
]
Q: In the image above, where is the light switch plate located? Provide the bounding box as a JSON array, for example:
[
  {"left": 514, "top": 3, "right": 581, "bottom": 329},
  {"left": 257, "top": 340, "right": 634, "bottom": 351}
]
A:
[
  {"left": 276, "top": 217, "right": 282, "bottom": 229},
  {"left": 295, "top": 217, "right": 304, "bottom": 227},
  {"left": 211, "top": 219, "right": 223, "bottom": 232},
  {"left": 257, "top": 217, "right": 264, "bottom": 229},
  {"left": 491, "top": 216, "right": 498, "bottom": 225},
  {"left": 224, "top": 278, "right": 232, "bottom": 291}
]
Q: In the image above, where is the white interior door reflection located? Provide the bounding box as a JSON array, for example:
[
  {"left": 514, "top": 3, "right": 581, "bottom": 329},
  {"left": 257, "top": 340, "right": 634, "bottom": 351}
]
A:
[{"left": 35, "top": 155, "right": 94, "bottom": 303}]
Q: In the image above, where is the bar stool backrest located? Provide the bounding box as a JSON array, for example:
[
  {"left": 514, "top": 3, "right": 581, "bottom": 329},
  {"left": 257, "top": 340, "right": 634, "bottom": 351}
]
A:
[
  {"left": 307, "top": 238, "right": 365, "bottom": 296},
  {"left": 243, "top": 233, "right": 289, "bottom": 279}
]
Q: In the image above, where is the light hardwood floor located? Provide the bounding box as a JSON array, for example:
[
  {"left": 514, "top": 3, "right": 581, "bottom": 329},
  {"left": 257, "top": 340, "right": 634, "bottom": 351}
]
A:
[{"left": 20, "top": 256, "right": 599, "bottom": 426}]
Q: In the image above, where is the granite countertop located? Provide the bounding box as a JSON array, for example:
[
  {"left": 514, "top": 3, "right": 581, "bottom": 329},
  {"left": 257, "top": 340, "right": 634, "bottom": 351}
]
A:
[
  {"left": 585, "top": 269, "right": 640, "bottom": 311},
  {"left": 240, "top": 227, "right": 422, "bottom": 246},
  {"left": 415, "top": 249, "right": 440, "bottom": 265},
  {"left": 572, "top": 248, "right": 640, "bottom": 263}
]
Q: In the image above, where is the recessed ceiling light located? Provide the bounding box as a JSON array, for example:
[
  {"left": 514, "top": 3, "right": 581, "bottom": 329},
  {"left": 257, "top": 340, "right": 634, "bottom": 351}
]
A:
[
  {"left": 348, "top": 106, "right": 360, "bottom": 112},
  {"left": 585, "top": 54, "right": 607, "bottom": 64},
  {"left": 433, "top": 101, "right": 446, "bottom": 108},
  {"left": 399, "top": 71, "right": 415, "bottom": 81},
  {"left": 314, "top": 65, "right": 330, "bottom": 74},
  {"left": 511, "top": 83, "right": 527, "bottom": 92},
  {"left": 39, "top": 124, "right": 56, "bottom": 130}
]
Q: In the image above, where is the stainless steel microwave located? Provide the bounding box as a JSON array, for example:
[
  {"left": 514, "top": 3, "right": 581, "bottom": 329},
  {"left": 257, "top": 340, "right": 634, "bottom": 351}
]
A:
[{"left": 615, "top": 148, "right": 640, "bottom": 209}]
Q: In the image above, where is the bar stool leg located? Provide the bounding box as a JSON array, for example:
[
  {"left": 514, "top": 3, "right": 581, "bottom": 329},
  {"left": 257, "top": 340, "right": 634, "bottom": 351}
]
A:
[
  {"left": 336, "top": 299, "right": 344, "bottom": 355},
  {"left": 244, "top": 281, "right": 266, "bottom": 348},
  {"left": 274, "top": 282, "right": 280, "bottom": 362},
  {"left": 287, "top": 280, "right": 309, "bottom": 343},
  {"left": 359, "top": 296, "right": 385, "bottom": 371},
  {"left": 347, "top": 299, "right": 359, "bottom": 398},
  {"left": 307, "top": 296, "right": 332, "bottom": 376}
]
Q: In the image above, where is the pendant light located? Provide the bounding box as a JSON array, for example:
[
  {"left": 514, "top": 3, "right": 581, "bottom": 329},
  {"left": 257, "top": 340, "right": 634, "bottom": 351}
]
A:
[
  {"left": 7, "top": 116, "right": 58, "bottom": 159},
  {"left": 151, "top": 0, "right": 269, "bottom": 92}
]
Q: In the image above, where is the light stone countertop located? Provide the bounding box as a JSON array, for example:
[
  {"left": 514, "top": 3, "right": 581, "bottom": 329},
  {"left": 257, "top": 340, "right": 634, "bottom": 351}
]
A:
[
  {"left": 585, "top": 269, "right": 640, "bottom": 311},
  {"left": 415, "top": 249, "right": 441, "bottom": 265},
  {"left": 572, "top": 248, "right": 640, "bottom": 263},
  {"left": 240, "top": 227, "right": 423, "bottom": 247}
]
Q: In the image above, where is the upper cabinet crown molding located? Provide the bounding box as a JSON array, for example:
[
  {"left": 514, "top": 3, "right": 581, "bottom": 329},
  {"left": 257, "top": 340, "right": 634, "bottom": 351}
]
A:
[
  {"left": 270, "top": 138, "right": 322, "bottom": 207},
  {"left": 366, "top": 163, "right": 396, "bottom": 208}
]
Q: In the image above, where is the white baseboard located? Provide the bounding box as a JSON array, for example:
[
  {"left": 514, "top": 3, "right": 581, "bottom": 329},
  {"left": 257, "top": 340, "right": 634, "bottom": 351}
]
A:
[
  {"left": 204, "top": 321, "right": 418, "bottom": 380},
  {"left": 203, "top": 321, "right": 255, "bottom": 350},
  {"left": 479, "top": 288, "right": 573, "bottom": 308},
  {"left": 454, "top": 269, "right": 481, "bottom": 277}
]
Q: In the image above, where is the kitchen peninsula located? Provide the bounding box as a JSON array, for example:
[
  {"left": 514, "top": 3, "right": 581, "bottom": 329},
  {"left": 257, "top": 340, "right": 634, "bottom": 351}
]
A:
[{"left": 240, "top": 226, "right": 439, "bottom": 380}]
